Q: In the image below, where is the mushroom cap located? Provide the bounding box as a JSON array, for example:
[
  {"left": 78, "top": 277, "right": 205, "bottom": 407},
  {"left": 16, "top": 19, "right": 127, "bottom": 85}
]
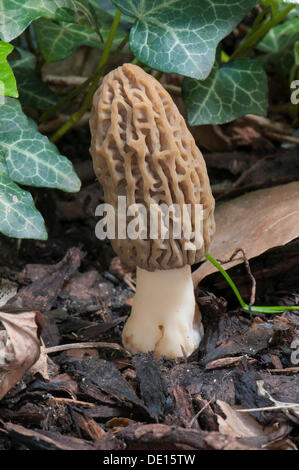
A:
[{"left": 89, "top": 64, "right": 215, "bottom": 271}]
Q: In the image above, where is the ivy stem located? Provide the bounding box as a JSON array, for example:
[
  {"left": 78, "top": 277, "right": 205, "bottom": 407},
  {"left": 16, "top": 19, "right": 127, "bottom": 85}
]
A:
[
  {"left": 39, "top": 74, "right": 93, "bottom": 124},
  {"left": 50, "top": 9, "right": 123, "bottom": 143},
  {"left": 230, "top": 3, "right": 296, "bottom": 60}
]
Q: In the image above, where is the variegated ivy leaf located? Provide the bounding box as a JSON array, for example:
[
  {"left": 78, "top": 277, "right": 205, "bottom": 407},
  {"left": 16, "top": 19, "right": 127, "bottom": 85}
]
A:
[
  {"left": 0, "top": 152, "right": 8, "bottom": 175},
  {"left": 34, "top": 18, "right": 102, "bottom": 62},
  {"left": 0, "top": 40, "right": 17, "bottom": 97},
  {"left": 10, "top": 48, "right": 58, "bottom": 110},
  {"left": 258, "top": 17, "right": 299, "bottom": 53},
  {"left": 258, "top": 17, "right": 299, "bottom": 74},
  {"left": 183, "top": 57, "right": 268, "bottom": 125},
  {"left": 34, "top": 14, "right": 126, "bottom": 62},
  {"left": 0, "top": 0, "right": 78, "bottom": 42},
  {"left": 0, "top": 173, "right": 47, "bottom": 239},
  {"left": 0, "top": 97, "right": 81, "bottom": 192},
  {"left": 111, "top": 0, "right": 257, "bottom": 79}
]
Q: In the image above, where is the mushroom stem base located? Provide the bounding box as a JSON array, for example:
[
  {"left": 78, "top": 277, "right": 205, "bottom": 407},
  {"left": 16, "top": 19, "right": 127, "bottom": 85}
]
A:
[{"left": 122, "top": 265, "right": 203, "bottom": 358}]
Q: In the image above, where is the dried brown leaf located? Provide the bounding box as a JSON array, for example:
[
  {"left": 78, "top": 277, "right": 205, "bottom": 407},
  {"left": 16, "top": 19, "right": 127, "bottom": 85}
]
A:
[
  {"left": 217, "top": 400, "right": 266, "bottom": 438},
  {"left": 216, "top": 400, "right": 296, "bottom": 449},
  {"left": 193, "top": 182, "right": 299, "bottom": 286},
  {"left": 29, "top": 345, "right": 49, "bottom": 380},
  {"left": 0, "top": 311, "right": 44, "bottom": 400}
]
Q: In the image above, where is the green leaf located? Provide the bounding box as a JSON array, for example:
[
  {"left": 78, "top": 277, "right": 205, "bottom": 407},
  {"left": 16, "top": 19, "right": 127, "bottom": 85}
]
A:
[
  {"left": 183, "top": 58, "right": 268, "bottom": 125},
  {"left": 258, "top": 18, "right": 299, "bottom": 74},
  {"left": 0, "top": 173, "right": 47, "bottom": 239},
  {"left": 0, "top": 40, "right": 18, "bottom": 97},
  {"left": 0, "top": 152, "right": 8, "bottom": 175},
  {"left": 111, "top": 0, "right": 257, "bottom": 79},
  {"left": 34, "top": 18, "right": 102, "bottom": 62},
  {"left": 34, "top": 15, "right": 126, "bottom": 62},
  {"left": 0, "top": 0, "right": 78, "bottom": 42},
  {"left": 0, "top": 97, "right": 81, "bottom": 192},
  {"left": 9, "top": 48, "right": 58, "bottom": 110},
  {"left": 258, "top": 17, "right": 299, "bottom": 53}
]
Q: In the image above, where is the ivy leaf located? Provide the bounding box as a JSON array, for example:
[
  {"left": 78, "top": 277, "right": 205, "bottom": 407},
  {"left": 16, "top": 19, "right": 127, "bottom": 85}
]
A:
[
  {"left": 0, "top": 152, "right": 8, "bottom": 175},
  {"left": 34, "top": 15, "right": 126, "bottom": 62},
  {"left": 0, "top": 173, "right": 47, "bottom": 239},
  {"left": 0, "top": 40, "right": 18, "bottom": 97},
  {"left": 10, "top": 48, "right": 58, "bottom": 110},
  {"left": 258, "top": 17, "right": 299, "bottom": 74},
  {"left": 34, "top": 18, "right": 102, "bottom": 62},
  {"left": 111, "top": 0, "right": 257, "bottom": 79},
  {"left": 0, "top": 0, "right": 78, "bottom": 42},
  {"left": 258, "top": 17, "right": 299, "bottom": 53},
  {"left": 183, "top": 58, "right": 268, "bottom": 126},
  {"left": 0, "top": 98, "right": 81, "bottom": 192}
]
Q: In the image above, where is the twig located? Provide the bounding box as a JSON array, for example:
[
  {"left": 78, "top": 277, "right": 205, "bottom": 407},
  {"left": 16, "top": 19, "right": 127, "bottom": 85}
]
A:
[
  {"left": 45, "top": 341, "right": 130, "bottom": 355},
  {"left": 38, "top": 112, "right": 91, "bottom": 134},
  {"left": 48, "top": 397, "right": 96, "bottom": 408},
  {"left": 263, "top": 130, "right": 299, "bottom": 146},
  {"left": 266, "top": 367, "right": 299, "bottom": 374},
  {"left": 123, "top": 273, "right": 136, "bottom": 292},
  {"left": 229, "top": 155, "right": 273, "bottom": 190},
  {"left": 237, "top": 404, "right": 299, "bottom": 412},
  {"left": 244, "top": 114, "right": 294, "bottom": 135},
  {"left": 216, "top": 249, "right": 256, "bottom": 305},
  {"left": 44, "top": 75, "right": 87, "bottom": 88},
  {"left": 187, "top": 399, "right": 213, "bottom": 428},
  {"left": 237, "top": 249, "right": 256, "bottom": 306}
]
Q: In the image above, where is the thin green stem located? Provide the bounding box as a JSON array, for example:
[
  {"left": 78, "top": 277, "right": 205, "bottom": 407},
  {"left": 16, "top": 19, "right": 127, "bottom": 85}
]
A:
[
  {"left": 249, "top": 305, "right": 299, "bottom": 313},
  {"left": 205, "top": 253, "right": 299, "bottom": 314},
  {"left": 230, "top": 3, "right": 296, "bottom": 60},
  {"left": 94, "top": 9, "right": 122, "bottom": 73},
  {"left": 205, "top": 253, "right": 246, "bottom": 308},
  {"left": 39, "top": 75, "right": 92, "bottom": 124},
  {"left": 50, "top": 10, "right": 125, "bottom": 143},
  {"left": 250, "top": 6, "right": 271, "bottom": 36}
]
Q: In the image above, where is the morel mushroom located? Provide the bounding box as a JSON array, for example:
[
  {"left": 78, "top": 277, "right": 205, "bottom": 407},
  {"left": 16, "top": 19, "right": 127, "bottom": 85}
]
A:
[{"left": 89, "top": 64, "right": 215, "bottom": 358}]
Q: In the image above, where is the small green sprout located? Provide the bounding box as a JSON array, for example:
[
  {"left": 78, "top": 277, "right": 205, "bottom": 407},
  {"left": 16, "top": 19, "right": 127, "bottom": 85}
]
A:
[{"left": 205, "top": 253, "right": 299, "bottom": 314}]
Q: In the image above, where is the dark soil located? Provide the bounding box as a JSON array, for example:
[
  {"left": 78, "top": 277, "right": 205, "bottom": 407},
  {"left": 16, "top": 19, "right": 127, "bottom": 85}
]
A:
[{"left": 0, "top": 124, "right": 298, "bottom": 451}]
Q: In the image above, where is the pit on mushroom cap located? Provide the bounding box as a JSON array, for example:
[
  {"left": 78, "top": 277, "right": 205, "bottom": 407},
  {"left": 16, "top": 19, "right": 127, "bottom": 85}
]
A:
[{"left": 89, "top": 63, "right": 215, "bottom": 358}]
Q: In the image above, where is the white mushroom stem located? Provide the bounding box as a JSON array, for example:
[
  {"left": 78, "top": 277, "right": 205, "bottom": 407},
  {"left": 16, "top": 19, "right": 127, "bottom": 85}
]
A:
[{"left": 122, "top": 265, "right": 203, "bottom": 358}]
